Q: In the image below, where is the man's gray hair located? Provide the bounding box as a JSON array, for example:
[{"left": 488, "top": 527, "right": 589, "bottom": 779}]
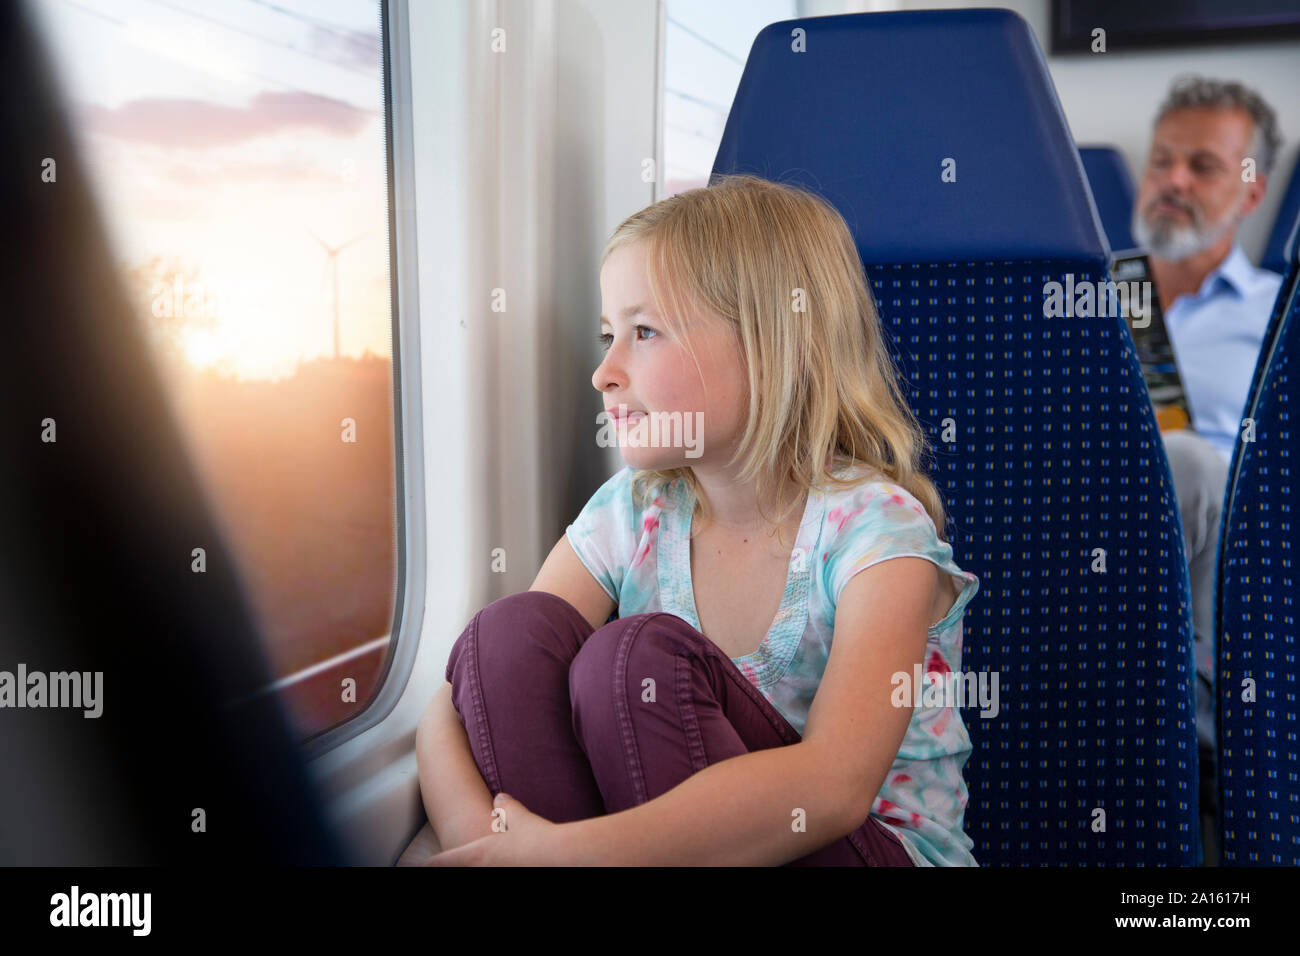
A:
[{"left": 1154, "top": 75, "right": 1284, "bottom": 177}]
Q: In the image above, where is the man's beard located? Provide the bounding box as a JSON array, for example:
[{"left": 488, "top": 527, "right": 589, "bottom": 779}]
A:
[{"left": 1132, "top": 189, "right": 1243, "bottom": 261}]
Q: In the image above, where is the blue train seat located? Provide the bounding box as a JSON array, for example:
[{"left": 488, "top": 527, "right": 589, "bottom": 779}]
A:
[
  {"left": 1078, "top": 145, "right": 1140, "bottom": 256},
  {"left": 712, "top": 8, "right": 1198, "bottom": 865},
  {"left": 1216, "top": 216, "right": 1300, "bottom": 865},
  {"left": 1261, "top": 157, "right": 1300, "bottom": 275}
]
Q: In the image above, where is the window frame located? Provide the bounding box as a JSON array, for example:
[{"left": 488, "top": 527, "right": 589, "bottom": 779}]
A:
[{"left": 300, "top": 0, "right": 426, "bottom": 759}]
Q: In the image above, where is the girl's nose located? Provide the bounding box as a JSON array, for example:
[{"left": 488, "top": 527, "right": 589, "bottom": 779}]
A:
[{"left": 593, "top": 348, "right": 623, "bottom": 392}]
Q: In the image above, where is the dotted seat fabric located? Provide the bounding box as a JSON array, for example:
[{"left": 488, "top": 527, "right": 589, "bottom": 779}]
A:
[
  {"left": 709, "top": 8, "right": 1200, "bottom": 864},
  {"left": 1216, "top": 246, "right": 1300, "bottom": 866},
  {"left": 866, "top": 262, "right": 1198, "bottom": 865}
]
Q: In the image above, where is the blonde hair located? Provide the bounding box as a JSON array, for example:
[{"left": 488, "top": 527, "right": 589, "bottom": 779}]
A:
[{"left": 602, "top": 173, "right": 949, "bottom": 545}]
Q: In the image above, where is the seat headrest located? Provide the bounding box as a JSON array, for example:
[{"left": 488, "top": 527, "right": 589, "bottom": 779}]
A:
[
  {"left": 1262, "top": 161, "right": 1300, "bottom": 273},
  {"left": 1079, "top": 146, "right": 1139, "bottom": 255},
  {"left": 712, "top": 9, "right": 1109, "bottom": 267}
]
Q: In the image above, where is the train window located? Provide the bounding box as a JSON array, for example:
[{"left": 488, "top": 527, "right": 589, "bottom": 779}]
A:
[
  {"left": 33, "top": 0, "right": 402, "bottom": 743},
  {"left": 663, "top": 0, "right": 795, "bottom": 197}
]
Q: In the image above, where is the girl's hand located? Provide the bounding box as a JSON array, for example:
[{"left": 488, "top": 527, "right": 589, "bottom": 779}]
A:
[{"left": 423, "top": 793, "right": 566, "bottom": 866}]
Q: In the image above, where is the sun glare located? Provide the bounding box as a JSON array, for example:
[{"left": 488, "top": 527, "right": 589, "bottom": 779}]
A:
[{"left": 182, "top": 328, "right": 222, "bottom": 370}]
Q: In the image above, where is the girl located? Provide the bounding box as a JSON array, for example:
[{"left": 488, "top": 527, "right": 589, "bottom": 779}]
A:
[{"left": 420, "top": 173, "right": 979, "bottom": 866}]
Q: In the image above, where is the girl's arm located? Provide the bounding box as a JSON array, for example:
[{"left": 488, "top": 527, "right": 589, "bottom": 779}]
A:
[
  {"left": 555, "top": 739, "right": 858, "bottom": 866},
  {"left": 415, "top": 682, "right": 496, "bottom": 851},
  {"left": 552, "top": 557, "right": 934, "bottom": 866}
]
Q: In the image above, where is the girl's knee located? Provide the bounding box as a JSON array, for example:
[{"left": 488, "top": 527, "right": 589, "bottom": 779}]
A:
[
  {"left": 448, "top": 590, "right": 590, "bottom": 689},
  {"left": 461, "top": 591, "right": 574, "bottom": 649},
  {"left": 482, "top": 589, "right": 571, "bottom": 620},
  {"left": 568, "top": 613, "right": 699, "bottom": 705}
]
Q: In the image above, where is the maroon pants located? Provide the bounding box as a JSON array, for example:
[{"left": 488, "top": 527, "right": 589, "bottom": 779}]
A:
[{"left": 444, "top": 590, "right": 914, "bottom": 866}]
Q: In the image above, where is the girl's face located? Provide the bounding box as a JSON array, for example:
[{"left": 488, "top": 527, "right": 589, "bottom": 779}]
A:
[{"left": 595, "top": 240, "right": 748, "bottom": 471}]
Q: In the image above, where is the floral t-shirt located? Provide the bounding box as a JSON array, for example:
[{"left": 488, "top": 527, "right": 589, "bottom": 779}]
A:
[{"left": 564, "top": 459, "right": 981, "bottom": 866}]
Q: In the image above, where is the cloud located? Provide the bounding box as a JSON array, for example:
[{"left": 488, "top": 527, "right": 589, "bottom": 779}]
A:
[
  {"left": 307, "top": 26, "right": 383, "bottom": 72},
  {"left": 163, "top": 160, "right": 345, "bottom": 186},
  {"left": 83, "top": 91, "right": 373, "bottom": 148}
]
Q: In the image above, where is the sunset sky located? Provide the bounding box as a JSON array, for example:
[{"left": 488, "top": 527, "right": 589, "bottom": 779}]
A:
[{"left": 33, "top": 0, "right": 393, "bottom": 381}]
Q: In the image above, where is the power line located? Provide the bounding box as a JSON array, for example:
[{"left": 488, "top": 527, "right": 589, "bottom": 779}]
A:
[
  {"left": 665, "top": 85, "right": 730, "bottom": 116},
  {"left": 141, "top": 0, "right": 373, "bottom": 76},
  {"left": 241, "top": 0, "right": 371, "bottom": 44},
  {"left": 59, "top": 0, "right": 126, "bottom": 27},
  {"left": 57, "top": 0, "right": 308, "bottom": 95},
  {"left": 240, "top": 0, "right": 382, "bottom": 75},
  {"left": 666, "top": 16, "right": 746, "bottom": 67}
]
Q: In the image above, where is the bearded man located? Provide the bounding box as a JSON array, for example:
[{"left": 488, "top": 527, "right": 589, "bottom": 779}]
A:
[{"left": 1131, "top": 75, "right": 1285, "bottom": 866}]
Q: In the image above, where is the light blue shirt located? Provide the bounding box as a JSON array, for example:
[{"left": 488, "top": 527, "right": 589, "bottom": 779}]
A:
[{"left": 1163, "top": 243, "right": 1284, "bottom": 463}]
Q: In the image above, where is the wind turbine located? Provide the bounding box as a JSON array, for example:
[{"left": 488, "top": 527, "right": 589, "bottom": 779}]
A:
[{"left": 308, "top": 229, "right": 367, "bottom": 360}]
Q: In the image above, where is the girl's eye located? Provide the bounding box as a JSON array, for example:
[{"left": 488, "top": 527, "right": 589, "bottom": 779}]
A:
[{"left": 598, "top": 326, "right": 657, "bottom": 350}]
